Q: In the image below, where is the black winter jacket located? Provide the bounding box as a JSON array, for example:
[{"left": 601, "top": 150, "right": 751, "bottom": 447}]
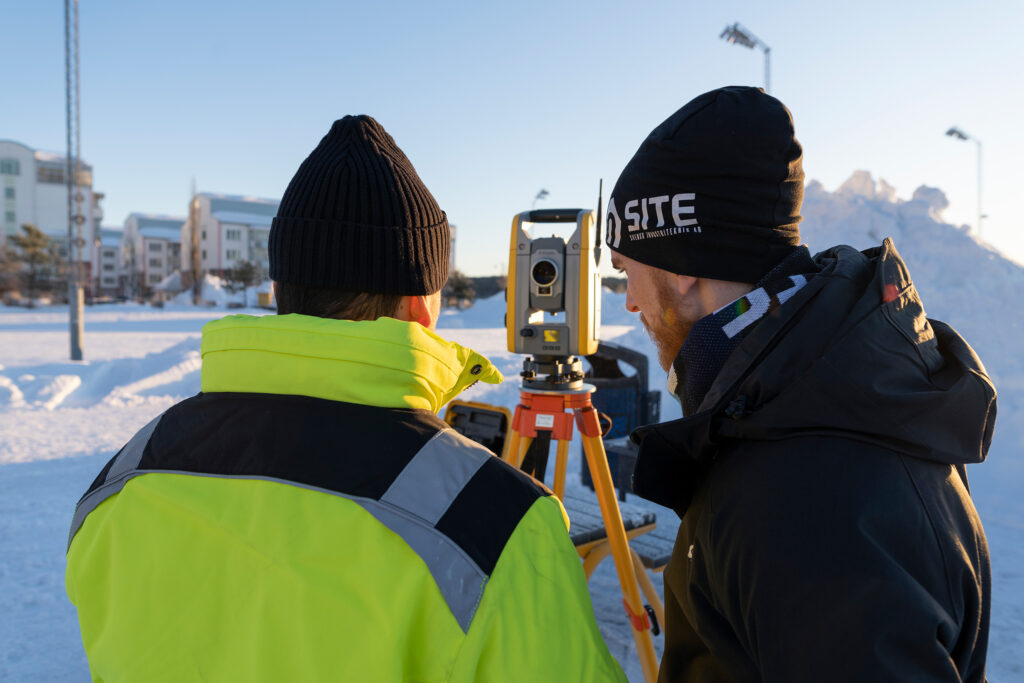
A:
[{"left": 632, "top": 239, "right": 994, "bottom": 683}]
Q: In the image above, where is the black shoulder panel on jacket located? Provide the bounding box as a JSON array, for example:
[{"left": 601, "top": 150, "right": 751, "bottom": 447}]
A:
[
  {"left": 435, "top": 456, "right": 548, "bottom": 575},
  {"left": 139, "top": 392, "right": 446, "bottom": 500}
]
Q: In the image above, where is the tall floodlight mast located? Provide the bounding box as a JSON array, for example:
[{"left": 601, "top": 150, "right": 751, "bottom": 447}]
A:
[
  {"left": 65, "top": 0, "right": 84, "bottom": 360},
  {"left": 945, "top": 126, "right": 985, "bottom": 239},
  {"left": 720, "top": 22, "right": 771, "bottom": 94}
]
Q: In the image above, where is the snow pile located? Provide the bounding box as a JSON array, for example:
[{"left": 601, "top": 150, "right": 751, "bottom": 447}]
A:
[
  {"left": 201, "top": 273, "right": 234, "bottom": 306},
  {"left": 169, "top": 276, "right": 274, "bottom": 308},
  {"left": 153, "top": 270, "right": 183, "bottom": 293}
]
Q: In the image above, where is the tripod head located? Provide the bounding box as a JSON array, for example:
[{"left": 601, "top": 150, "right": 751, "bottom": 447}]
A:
[{"left": 520, "top": 354, "right": 587, "bottom": 391}]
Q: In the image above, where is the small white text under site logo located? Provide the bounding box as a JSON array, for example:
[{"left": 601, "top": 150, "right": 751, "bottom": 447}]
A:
[{"left": 606, "top": 193, "right": 701, "bottom": 248}]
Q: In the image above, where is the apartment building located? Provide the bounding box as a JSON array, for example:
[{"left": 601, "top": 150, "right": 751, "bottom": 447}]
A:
[
  {"left": 0, "top": 139, "right": 104, "bottom": 291},
  {"left": 95, "top": 227, "right": 122, "bottom": 296},
  {"left": 122, "top": 214, "right": 184, "bottom": 297},
  {"left": 180, "top": 193, "right": 279, "bottom": 279}
]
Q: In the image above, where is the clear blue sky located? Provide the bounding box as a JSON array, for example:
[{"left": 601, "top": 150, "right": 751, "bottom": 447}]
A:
[{"left": 5, "top": 0, "right": 1022, "bottom": 275}]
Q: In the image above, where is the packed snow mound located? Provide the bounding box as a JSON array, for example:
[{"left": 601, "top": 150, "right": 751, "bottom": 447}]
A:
[
  {"left": 169, "top": 273, "right": 234, "bottom": 306},
  {"left": 836, "top": 170, "right": 898, "bottom": 203},
  {"left": 0, "top": 338, "right": 201, "bottom": 412},
  {"left": 201, "top": 274, "right": 233, "bottom": 306},
  {"left": 169, "top": 275, "right": 273, "bottom": 307},
  {"left": 154, "top": 271, "right": 183, "bottom": 293},
  {"left": 911, "top": 185, "right": 949, "bottom": 218}
]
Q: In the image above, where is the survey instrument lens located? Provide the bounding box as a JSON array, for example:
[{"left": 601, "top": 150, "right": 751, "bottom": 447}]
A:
[{"left": 531, "top": 259, "right": 558, "bottom": 287}]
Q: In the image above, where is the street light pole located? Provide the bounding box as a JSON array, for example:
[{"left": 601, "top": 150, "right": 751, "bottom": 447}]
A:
[
  {"left": 945, "top": 126, "right": 984, "bottom": 238},
  {"left": 720, "top": 22, "right": 771, "bottom": 94},
  {"left": 65, "top": 0, "right": 84, "bottom": 360}
]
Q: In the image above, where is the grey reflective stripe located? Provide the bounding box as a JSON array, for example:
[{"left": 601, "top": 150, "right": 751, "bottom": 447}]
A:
[
  {"left": 360, "top": 491, "right": 486, "bottom": 632},
  {"left": 107, "top": 413, "right": 163, "bottom": 480},
  {"left": 66, "top": 413, "right": 164, "bottom": 551},
  {"left": 381, "top": 428, "right": 489, "bottom": 525}
]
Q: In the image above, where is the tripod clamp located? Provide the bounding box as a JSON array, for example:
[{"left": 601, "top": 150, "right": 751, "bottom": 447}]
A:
[{"left": 519, "top": 354, "right": 587, "bottom": 391}]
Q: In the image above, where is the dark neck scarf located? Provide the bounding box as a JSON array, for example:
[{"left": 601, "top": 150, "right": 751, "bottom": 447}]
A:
[{"left": 670, "top": 246, "right": 820, "bottom": 415}]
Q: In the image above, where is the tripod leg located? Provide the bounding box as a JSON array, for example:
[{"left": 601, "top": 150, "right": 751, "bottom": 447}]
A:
[
  {"left": 553, "top": 438, "right": 569, "bottom": 501},
  {"left": 631, "top": 549, "right": 665, "bottom": 633},
  {"left": 523, "top": 432, "right": 552, "bottom": 482},
  {"left": 581, "top": 540, "right": 613, "bottom": 579},
  {"left": 581, "top": 432, "right": 659, "bottom": 683},
  {"left": 504, "top": 429, "right": 521, "bottom": 465},
  {"left": 510, "top": 436, "right": 533, "bottom": 469}
]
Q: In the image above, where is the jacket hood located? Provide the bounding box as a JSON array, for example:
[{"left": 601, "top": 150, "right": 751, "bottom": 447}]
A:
[
  {"left": 633, "top": 239, "right": 996, "bottom": 512},
  {"left": 200, "top": 314, "right": 503, "bottom": 412}
]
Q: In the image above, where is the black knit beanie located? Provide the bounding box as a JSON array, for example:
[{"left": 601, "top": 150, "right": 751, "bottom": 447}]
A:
[
  {"left": 606, "top": 86, "right": 804, "bottom": 283},
  {"left": 269, "top": 115, "right": 449, "bottom": 294}
]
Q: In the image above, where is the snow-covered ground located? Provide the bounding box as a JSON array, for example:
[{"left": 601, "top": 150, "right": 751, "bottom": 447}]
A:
[{"left": 1, "top": 174, "right": 1022, "bottom": 680}]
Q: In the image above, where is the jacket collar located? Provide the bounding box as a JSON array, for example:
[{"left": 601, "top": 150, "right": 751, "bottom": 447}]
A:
[{"left": 200, "top": 314, "right": 503, "bottom": 412}]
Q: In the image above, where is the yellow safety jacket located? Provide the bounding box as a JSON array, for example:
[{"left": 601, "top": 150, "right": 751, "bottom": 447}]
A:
[{"left": 66, "top": 313, "right": 626, "bottom": 682}]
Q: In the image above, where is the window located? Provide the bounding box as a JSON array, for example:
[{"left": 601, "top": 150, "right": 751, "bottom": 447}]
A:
[
  {"left": 149, "top": 258, "right": 162, "bottom": 268},
  {"left": 4, "top": 211, "right": 14, "bottom": 225},
  {"left": 102, "top": 277, "right": 116, "bottom": 286},
  {"left": 226, "top": 229, "right": 241, "bottom": 241},
  {"left": 226, "top": 249, "right": 240, "bottom": 260},
  {"left": 149, "top": 274, "right": 161, "bottom": 283},
  {"left": 103, "top": 264, "right": 114, "bottom": 271},
  {"left": 3, "top": 187, "right": 13, "bottom": 199},
  {"left": 103, "top": 249, "right": 115, "bottom": 258},
  {"left": 201, "top": 249, "right": 207, "bottom": 260},
  {"left": 37, "top": 166, "right": 64, "bottom": 184},
  {"left": 0, "top": 159, "right": 20, "bottom": 175},
  {"left": 201, "top": 230, "right": 207, "bottom": 240},
  {"left": 148, "top": 242, "right": 162, "bottom": 252}
]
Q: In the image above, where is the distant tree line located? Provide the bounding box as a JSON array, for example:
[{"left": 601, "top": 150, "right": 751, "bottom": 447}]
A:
[
  {"left": 440, "top": 272, "right": 627, "bottom": 308},
  {"left": 0, "top": 224, "right": 64, "bottom": 303}
]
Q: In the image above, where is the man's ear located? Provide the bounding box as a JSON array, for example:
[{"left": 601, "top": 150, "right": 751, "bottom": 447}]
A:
[
  {"left": 401, "top": 294, "right": 436, "bottom": 329},
  {"left": 670, "top": 273, "right": 698, "bottom": 297}
]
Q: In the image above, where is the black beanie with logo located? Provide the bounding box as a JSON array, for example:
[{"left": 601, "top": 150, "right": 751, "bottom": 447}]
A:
[
  {"left": 269, "top": 115, "right": 450, "bottom": 294},
  {"left": 606, "top": 86, "right": 804, "bottom": 283}
]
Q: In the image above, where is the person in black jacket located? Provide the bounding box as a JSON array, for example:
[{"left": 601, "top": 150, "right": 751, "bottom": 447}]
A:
[{"left": 606, "top": 86, "right": 994, "bottom": 682}]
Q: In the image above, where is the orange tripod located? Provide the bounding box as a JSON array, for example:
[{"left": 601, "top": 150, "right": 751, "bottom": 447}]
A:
[{"left": 505, "top": 384, "right": 659, "bottom": 683}]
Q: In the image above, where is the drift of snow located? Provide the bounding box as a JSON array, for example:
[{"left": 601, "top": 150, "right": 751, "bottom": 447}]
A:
[{"left": 1, "top": 172, "right": 1022, "bottom": 681}]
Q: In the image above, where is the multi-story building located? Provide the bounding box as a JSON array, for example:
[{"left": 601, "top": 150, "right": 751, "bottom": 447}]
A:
[
  {"left": 180, "top": 193, "right": 279, "bottom": 281},
  {"left": 0, "top": 139, "right": 104, "bottom": 293},
  {"left": 95, "top": 227, "right": 122, "bottom": 297},
  {"left": 122, "top": 214, "right": 184, "bottom": 298}
]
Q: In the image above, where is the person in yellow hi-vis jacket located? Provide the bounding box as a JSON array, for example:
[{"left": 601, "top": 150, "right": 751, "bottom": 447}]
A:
[{"left": 65, "top": 115, "right": 627, "bottom": 682}]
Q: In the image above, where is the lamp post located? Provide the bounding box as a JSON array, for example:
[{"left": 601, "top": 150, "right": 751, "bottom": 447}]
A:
[
  {"left": 945, "top": 126, "right": 984, "bottom": 238},
  {"left": 65, "top": 0, "right": 84, "bottom": 360},
  {"left": 720, "top": 22, "right": 771, "bottom": 94}
]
